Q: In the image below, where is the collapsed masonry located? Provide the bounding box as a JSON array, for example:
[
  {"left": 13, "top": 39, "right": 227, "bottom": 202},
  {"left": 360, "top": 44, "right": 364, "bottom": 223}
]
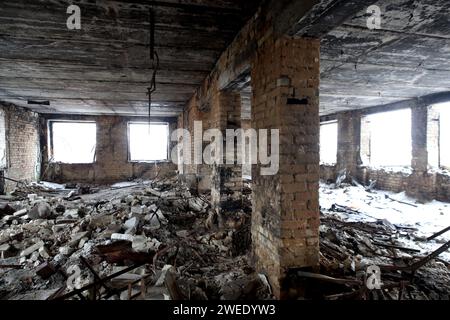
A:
[
  {"left": 0, "top": 176, "right": 273, "bottom": 300},
  {"left": 1, "top": 176, "right": 449, "bottom": 300},
  {"left": 1, "top": 0, "right": 450, "bottom": 301}
]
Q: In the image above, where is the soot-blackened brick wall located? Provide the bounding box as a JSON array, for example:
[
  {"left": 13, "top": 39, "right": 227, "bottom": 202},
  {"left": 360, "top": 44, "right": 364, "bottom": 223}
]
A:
[
  {"left": 251, "top": 36, "right": 321, "bottom": 298},
  {"left": 321, "top": 109, "right": 450, "bottom": 203},
  {"left": 0, "top": 102, "right": 40, "bottom": 192},
  {"left": 41, "top": 115, "right": 177, "bottom": 184}
]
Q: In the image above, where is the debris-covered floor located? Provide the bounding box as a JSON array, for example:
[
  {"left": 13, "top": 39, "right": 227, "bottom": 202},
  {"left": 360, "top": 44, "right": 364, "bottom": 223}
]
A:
[
  {"left": 0, "top": 178, "right": 271, "bottom": 300},
  {"left": 313, "top": 182, "right": 450, "bottom": 300},
  {"left": 1, "top": 177, "right": 450, "bottom": 300}
]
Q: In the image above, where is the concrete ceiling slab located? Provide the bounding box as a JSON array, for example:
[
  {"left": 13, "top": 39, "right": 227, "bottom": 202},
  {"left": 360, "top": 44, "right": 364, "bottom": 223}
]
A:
[
  {"left": 320, "top": 0, "right": 450, "bottom": 115},
  {"left": 0, "top": 0, "right": 262, "bottom": 117}
]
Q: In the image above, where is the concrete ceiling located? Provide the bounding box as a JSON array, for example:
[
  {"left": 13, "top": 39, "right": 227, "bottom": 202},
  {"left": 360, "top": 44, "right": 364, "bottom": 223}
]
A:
[
  {"left": 319, "top": 0, "right": 450, "bottom": 115},
  {"left": 1, "top": 0, "right": 449, "bottom": 118},
  {"left": 0, "top": 0, "right": 261, "bottom": 117}
]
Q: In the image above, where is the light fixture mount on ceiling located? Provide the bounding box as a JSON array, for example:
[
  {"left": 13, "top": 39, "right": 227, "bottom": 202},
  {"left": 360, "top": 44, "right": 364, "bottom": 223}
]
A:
[{"left": 27, "top": 100, "right": 50, "bottom": 106}]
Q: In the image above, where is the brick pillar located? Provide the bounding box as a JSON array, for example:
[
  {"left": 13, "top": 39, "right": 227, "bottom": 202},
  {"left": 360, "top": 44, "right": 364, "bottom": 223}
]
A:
[
  {"left": 411, "top": 106, "right": 428, "bottom": 172},
  {"left": 336, "top": 111, "right": 362, "bottom": 177},
  {"left": 408, "top": 106, "right": 435, "bottom": 201},
  {"left": 211, "top": 91, "right": 243, "bottom": 212},
  {"left": 251, "top": 36, "right": 320, "bottom": 298}
]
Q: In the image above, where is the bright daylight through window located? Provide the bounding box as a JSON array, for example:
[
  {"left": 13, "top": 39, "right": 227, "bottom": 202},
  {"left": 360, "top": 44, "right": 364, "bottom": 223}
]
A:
[
  {"left": 129, "top": 123, "right": 168, "bottom": 161},
  {"left": 364, "top": 109, "right": 412, "bottom": 167},
  {"left": 320, "top": 121, "right": 338, "bottom": 165},
  {"left": 51, "top": 122, "right": 96, "bottom": 164}
]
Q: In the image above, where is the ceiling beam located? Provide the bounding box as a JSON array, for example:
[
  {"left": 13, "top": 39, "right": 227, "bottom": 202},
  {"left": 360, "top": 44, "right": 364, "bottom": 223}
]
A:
[
  {"left": 320, "top": 91, "right": 450, "bottom": 120},
  {"left": 289, "top": 0, "right": 377, "bottom": 38}
]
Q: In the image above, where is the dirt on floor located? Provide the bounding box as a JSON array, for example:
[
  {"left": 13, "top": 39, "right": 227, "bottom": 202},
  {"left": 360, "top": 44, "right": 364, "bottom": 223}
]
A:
[
  {"left": 0, "top": 177, "right": 271, "bottom": 300},
  {"left": 1, "top": 177, "right": 449, "bottom": 300}
]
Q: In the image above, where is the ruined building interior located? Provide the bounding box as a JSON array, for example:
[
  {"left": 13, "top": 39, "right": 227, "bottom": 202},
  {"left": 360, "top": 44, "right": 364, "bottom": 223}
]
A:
[{"left": 1, "top": 0, "right": 450, "bottom": 301}]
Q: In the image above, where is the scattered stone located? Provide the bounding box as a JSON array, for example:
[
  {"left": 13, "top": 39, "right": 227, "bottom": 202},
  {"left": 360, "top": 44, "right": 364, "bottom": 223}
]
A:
[
  {"left": 111, "top": 233, "right": 134, "bottom": 242},
  {"left": 132, "top": 236, "right": 161, "bottom": 253},
  {"left": 155, "top": 265, "right": 176, "bottom": 287},
  {"left": 2, "top": 215, "right": 15, "bottom": 223},
  {"left": 131, "top": 206, "right": 145, "bottom": 215},
  {"left": 89, "top": 213, "right": 113, "bottom": 228},
  {"left": 28, "top": 194, "right": 38, "bottom": 202},
  {"left": 69, "top": 231, "right": 89, "bottom": 246},
  {"left": 63, "top": 209, "right": 79, "bottom": 219},
  {"left": 78, "top": 237, "right": 89, "bottom": 249},
  {"left": 30, "top": 251, "right": 40, "bottom": 262},
  {"left": 124, "top": 217, "right": 139, "bottom": 230},
  {"left": 20, "top": 240, "right": 45, "bottom": 257},
  {"left": 0, "top": 178, "right": 267, "bottom": 301},
  {"left": 189, "top": 198, "right": 205, "bottom": 212},
  {"left": 146, "top": 188, "right": 161, "bottom": 198},
  {"left": 52, "top": 253, "right": 67, "bottom": 267},
  {"left": 38, "top": 246, "right": 50, "bottom": 259},
  {"left": 13, "top": 209, "right": 28, "bottom": 217},
  {"left": 59, "top": 246, "right": 74, "bottom": 256},
  {"left": 28, "top": 202, "right": 52, "bottom": 220}
]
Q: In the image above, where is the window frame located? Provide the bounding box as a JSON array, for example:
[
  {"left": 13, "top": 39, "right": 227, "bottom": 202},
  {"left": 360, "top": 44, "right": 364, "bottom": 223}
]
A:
[
  {"left": 127, "top": 121, "right": 170, "bottom": 163},
  {"left": 360, "top": 108, "right": 412, "bottom": 168},
  {"left": 48, "top": 120, "right": 97, "bottom": 164}
]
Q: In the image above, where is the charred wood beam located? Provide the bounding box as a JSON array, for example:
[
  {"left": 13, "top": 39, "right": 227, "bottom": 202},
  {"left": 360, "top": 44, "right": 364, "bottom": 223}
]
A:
[
  {"left": 53, "top": 262, "right": 147, "bottom": 300},
  {"left": 427, "top": 226, "right": 450, "bottom": 241}
]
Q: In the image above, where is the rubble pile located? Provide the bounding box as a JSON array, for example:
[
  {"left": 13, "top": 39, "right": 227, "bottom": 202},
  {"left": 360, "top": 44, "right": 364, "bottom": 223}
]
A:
[
  {"left": 2, "top": 175, "right": 449, "bottom": 300},
  {"left": 0, "top": 178, "right": 271, "bottom": 300},
  {"left": 295, "top": 181, "right": 450, "bottom": 300}
]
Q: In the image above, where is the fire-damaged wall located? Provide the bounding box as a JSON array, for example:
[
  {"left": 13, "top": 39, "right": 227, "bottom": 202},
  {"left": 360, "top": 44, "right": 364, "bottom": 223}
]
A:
[
  {"left": 40, "top": 115, "right": 177, "bottom": 184},
  {"left": 320, "top": 108, "right": 450, "bottom": 203},
  {"left": 0, "top": 102, "right": 40, "bottom": 193}
]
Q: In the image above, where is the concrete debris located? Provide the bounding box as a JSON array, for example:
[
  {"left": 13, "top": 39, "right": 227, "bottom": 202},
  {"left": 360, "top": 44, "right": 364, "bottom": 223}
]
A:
[
  {"left": 155, "top": 265, "right": 176, "bottom": 287},
  {"left": 304, "top": 182, "right": 450, "bottom": 300},
  {"left": 58, "top": 246, "right": 74, "bottom": 256},
  {"left": 111, "top": 233, "right": 134, "bottom": 242},
  {"left": 20, "top": 241, "right": 44, "bottom": 257},
  {"left": 132, "top": 236, "right": 161, "bottom": 253},
  {"left": 38, "top": 246, "right": 50, "bottom": 259},
  {"left": 124, "top": 217, "right": 139, "bottom": 231},
  {"left": 28, "top": 202, "right": 52, "bottom": 220},
  {"left": 5, "top": 175, "right": 445, "bottom": 300},
  {"left": 0, "top": 177, "right": 263, "bottom": 300},
  {"left": 189, "top": 198, "right": 207, "bottom": 213},
  {"left": 13, "top": 209, "right": 28, "bottom": 217}
]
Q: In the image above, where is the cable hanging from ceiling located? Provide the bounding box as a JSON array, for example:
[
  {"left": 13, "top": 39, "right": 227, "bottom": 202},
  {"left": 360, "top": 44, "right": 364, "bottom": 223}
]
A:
[{"left": 147, "top": 7, "right": 159, "bottom": 128}]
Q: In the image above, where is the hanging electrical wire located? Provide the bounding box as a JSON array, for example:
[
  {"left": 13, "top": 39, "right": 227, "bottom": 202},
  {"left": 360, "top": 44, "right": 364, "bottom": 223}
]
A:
[{"left": 147, "top": 7, "right": 159, "bottom": 127}]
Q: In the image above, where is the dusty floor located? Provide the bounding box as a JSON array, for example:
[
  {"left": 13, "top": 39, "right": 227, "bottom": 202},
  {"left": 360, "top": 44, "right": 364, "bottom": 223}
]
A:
[
  {"left": 1, "top": 178, "right": 449, "bottom": 300},
  {"left": 314, "top": 182, "right": 450, "bottom": 300},
  {"left": 0, "top": 177, "right": 270, "bottom": 300}
]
